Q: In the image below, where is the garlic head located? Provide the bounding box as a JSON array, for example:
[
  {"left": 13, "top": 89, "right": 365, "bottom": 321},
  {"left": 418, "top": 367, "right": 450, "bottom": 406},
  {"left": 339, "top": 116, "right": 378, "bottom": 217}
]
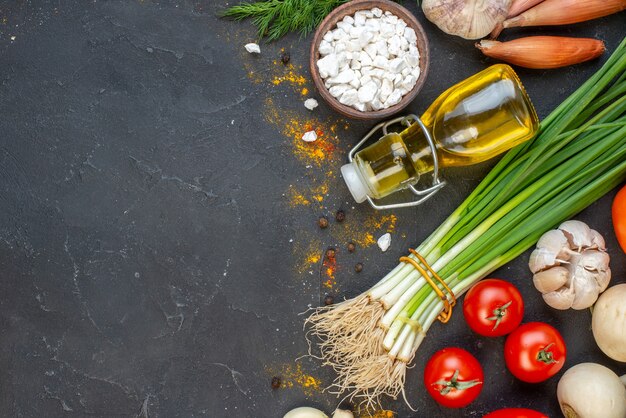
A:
[
  {"left": 529, "top": 220, "right": 611, "bottom": 310},
  {"left": 422, "top": 0, "right": 512, "bottom": 40}
]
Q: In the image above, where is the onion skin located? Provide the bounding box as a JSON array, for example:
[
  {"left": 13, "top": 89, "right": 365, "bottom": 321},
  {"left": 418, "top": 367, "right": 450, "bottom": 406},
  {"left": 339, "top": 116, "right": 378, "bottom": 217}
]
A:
[
  {"left": 503, "top": 0, "right": 626, "bottom": 29},
  {"left": 507, "top": 0, "right": 546, "bottom": 17},
  {"left": 490, "top": 0, "right": 545, "bottom": 37},
  {"left": 476, "top": 37, "right": 605, "bottom": 69}
]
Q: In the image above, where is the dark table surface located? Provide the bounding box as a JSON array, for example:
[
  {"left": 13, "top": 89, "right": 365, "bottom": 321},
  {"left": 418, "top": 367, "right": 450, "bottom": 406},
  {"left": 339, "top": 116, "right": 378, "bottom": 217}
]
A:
[{"left": 0, "top": 1, "right": 625, "bottom": 417}]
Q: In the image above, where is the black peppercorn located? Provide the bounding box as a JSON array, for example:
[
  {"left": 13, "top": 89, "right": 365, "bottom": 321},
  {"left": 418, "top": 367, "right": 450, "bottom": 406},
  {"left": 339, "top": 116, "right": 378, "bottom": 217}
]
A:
[
  {"left": 354, "top": 262, "right": 363, "bottom": 273},
  {"left": 280, "top": 52, "right": 290, "bottom": 65},
  {"left": 347, "top": 242, "right": 356, "bottom": 253},
  {"left": 318, "top": 216, "right": 329, "bottom": 229},
  {"left": 324, "top": 295, "right": 334, "bottom": 305},
  {"left": 271, "top": 376, "right": 281, "bottom": 389},
  {"left": 325, "top": 247, "right": 336, "bottom": 259},
  {"left": 335, "top": 210, "right": 346, "bottom": 222}
]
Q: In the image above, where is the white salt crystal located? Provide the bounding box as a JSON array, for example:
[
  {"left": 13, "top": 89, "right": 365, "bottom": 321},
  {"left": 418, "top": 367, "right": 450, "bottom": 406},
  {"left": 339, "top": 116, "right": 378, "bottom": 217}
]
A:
[
  {"left": 402, "top": 75, "right": 417, "bottom": 91},
  {"left": 354, "top": 11, "right": 367, "bottom": 26},
  {"left": 302, "top": 130, "right": 318, "bottom": 142},
  {"left": 304, "top": 98, "right": 319, "bottom": 111},
  {"left": 377, "top": 233, "right": 391, "bottom": 252},
  {"left": 388, "top": 57, "right": 406, "bottom": 73},
  {"left": 327, "top": 68, "right": 355, "bottom": 85},
  {"left": 380, "top": 78, "right": 393, "bottom": 101},
  {"left": 357, "top": 80, "right": 378, "bottom": 103},
  {"left": 336, "top": 21, "right": 353, "bottom": 32},
  {"left": 317, "top": 54, "right": 339, "bottom": 78},
  {"left": 358, "top": 30, "right": 375, "bottom": 48},
  {"left": 339, "top": 89, "right": 359, "bottom": 106},
  {"left": 319, "top": 40, "right": 334, "bottom": 56},
  {"left": 405, "top": 52, "right": 420, "bottom": 68},
  {"left": 373, "top": 55, "right": 388, "bottom": 69},
  {"left": 329, "top": 84, "right": 351, "bottom": 98},
  {"left": 244, "top": 43, "right": 260, "bottom": 54},
  {"left": 404, "top": 27, "right": 417, "bottom": 43},
  {"left": 385, "top": 89, "right": 403, "bottom": 107},
  {"left": 359, "top": 51, "right": 373, "bottom": 67},
  {"left": 365, "top": 43, "right": 378, "bottom": 60}
]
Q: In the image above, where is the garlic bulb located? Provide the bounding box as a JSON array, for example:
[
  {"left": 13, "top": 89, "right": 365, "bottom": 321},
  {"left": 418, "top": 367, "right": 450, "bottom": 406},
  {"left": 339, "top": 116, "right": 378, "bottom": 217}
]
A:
[
  {"left": 528, "top": 220, "right": 611, "bottom": 310},
  {"left": 422, "top": 0, "right": 512, "bottom": 39}
]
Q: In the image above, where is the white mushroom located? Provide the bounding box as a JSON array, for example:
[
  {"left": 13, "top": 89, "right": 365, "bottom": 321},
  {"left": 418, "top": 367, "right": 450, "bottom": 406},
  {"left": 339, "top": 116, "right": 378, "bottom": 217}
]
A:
[{"left": 529, "top": 220, "right": 611, "bottom": 310}]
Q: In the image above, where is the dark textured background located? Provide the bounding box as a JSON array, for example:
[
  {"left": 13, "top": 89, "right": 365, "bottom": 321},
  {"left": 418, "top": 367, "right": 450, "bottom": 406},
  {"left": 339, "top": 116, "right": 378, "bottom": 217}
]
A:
[{"left": 0, "top": 1, "right": 624, "bottom": 417}]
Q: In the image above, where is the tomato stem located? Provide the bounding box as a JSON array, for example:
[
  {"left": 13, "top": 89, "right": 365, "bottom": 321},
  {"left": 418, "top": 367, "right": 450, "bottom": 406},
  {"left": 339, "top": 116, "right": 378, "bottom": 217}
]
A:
[
  {"left": 536, "top": 342, "right": 557, "bottom": 364},
  {"left": 486, "top": 300, "right": 512, "bottom": 330},
  {"left": 434, "top": 369, "right": 482, "bottom": 395}
]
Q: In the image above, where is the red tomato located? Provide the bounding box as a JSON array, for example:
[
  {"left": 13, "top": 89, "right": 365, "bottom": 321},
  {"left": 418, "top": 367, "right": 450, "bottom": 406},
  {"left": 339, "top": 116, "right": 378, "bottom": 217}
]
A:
[
  {"left": 613, "top": 184, "right": 626, "bottom": 253},
  {"left": 483, "top": 408, "right": 548, "bottom": 418},
  {"left": 463, "top": 279, "right": 524, "bottom": 337},
  {"left": 424, "top": 347, "right": 483, "bottom": 408},
  {"left": 504, "top": 322, "right": 566, "bottom": 383}
]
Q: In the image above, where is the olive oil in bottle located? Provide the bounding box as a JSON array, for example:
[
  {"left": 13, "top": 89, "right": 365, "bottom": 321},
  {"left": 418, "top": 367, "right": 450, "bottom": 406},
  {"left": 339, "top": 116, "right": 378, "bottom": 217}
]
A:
[{"left": 342, "top": 64, "right": 539, "bottom": 203}]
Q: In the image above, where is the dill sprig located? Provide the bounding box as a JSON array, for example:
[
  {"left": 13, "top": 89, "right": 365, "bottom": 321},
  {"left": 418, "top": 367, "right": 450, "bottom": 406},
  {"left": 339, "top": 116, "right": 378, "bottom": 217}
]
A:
[{"left": 222, "top": 0, "right": 352, "bottom": 42}]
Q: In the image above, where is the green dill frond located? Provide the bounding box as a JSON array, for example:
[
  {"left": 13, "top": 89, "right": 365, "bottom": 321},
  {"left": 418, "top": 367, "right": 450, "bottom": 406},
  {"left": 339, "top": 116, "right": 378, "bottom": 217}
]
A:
[{"left": 221, "top": 0, "right": 358, "bottom": 42}]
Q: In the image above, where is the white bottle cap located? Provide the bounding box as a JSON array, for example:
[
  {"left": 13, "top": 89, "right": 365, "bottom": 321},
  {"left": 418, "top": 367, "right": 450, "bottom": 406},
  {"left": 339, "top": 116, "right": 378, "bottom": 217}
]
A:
[{"left": 341, "top": 163, "right": 369, "bottom": 203}]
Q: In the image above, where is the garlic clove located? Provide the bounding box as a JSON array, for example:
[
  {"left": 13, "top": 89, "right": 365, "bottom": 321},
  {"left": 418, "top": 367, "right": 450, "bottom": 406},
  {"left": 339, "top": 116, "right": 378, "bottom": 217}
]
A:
[
  {"left": 571, "top": 268, "right": 601, "bottom": 309},
  {"left": 422, "top": 0, "right": 512, "bottom": 39},
  {"left": 528, "top": 247, "right": 559, "bottom": 273},
  {"left": 543, "top": 286, "right": 575, "bottom": 310},
  {"left": 559, "top": 220, "right": 593, "bottom": 250},
  {"left": 595, "top": 267, "right": 611, "bottom": 293},
  {"left": 536, "top": 229, "right": 571, "bottom": 261},
  {"left": 580, "top": 250, "right": 610, "bottom": 272},
  {"left": 533, "top": 266, "right": 569, "bottom": 293},
  {"left": 589, "top": 229, "right": 607, "bottom": 250}
]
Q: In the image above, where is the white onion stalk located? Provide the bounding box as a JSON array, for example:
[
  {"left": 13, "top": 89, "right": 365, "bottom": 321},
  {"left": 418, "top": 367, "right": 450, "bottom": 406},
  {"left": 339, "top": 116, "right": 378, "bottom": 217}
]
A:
[{"left": 305, "top": 38, "right": 626, "bottom": 409}]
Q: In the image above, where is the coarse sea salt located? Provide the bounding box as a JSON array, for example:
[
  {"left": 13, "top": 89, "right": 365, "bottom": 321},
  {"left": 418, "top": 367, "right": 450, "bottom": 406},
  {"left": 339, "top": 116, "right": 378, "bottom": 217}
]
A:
[
  {"left": 316, "top": 8, "right": 420, "bottom": 112},
  {"left": 304, "top": 98, "right": 319, "bottom": 111},
  {"left": 377, "top": 233, "right": 391, "bottom": 252},
  {"left": 302, "top": 130, "right": 318, "bottom": 142},
  {"left": 244, "top": 43, "right": 260, "bottom": 54}
]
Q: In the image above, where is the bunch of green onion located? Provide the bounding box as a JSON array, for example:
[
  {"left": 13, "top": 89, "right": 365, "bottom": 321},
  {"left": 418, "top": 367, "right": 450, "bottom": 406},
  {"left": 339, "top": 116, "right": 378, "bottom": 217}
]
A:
[{"left": 306, "top": 37, "right": 626, "bottom": 408}]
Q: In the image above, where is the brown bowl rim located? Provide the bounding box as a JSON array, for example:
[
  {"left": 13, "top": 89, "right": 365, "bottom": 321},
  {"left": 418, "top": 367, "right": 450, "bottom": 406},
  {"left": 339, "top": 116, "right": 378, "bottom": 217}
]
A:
[{"left": 309, "top": 0, "right": 430, "bottom": 120}]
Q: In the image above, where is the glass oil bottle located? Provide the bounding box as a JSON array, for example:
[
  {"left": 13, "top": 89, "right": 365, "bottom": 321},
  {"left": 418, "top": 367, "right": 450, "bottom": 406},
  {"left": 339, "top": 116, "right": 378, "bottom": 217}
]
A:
[{"left": 341, "top": 64, "right": 539, "bottom": 204}]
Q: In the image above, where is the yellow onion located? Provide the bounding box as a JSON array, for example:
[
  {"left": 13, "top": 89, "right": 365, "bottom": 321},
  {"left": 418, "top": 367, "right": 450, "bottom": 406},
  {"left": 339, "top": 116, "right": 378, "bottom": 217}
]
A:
[{"left": 476, "top": 36, "right": 605, "bottom": 69}]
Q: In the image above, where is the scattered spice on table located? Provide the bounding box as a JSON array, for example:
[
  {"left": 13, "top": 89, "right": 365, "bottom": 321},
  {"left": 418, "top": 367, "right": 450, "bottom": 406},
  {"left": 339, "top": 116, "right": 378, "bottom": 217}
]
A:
[
  {"left": 265, "top": 363, "right": 322, "bottom": 397},
  {"left": 264, "top": 97, "right": 345, "bottom": 167},
  {"left": 324, "top": 294, "right": 335, "bottom": 305},
  {"left": 318, "top": 216, "right": 329, "bottom": 229},
  {"left": 335, "top": 210, "right": 346, "bottom": 222},
  {"left": 347, "top": 242, "right": 356, "bottom": 253},
  {"left": 271, "top": 376, "right": 281, "bottom": 389},
  {"left": 354, "top": 262, "right": 363, "bottom": 273},
  {"left": 325, "top": 247, "right": 336, "bottom": 259}
]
